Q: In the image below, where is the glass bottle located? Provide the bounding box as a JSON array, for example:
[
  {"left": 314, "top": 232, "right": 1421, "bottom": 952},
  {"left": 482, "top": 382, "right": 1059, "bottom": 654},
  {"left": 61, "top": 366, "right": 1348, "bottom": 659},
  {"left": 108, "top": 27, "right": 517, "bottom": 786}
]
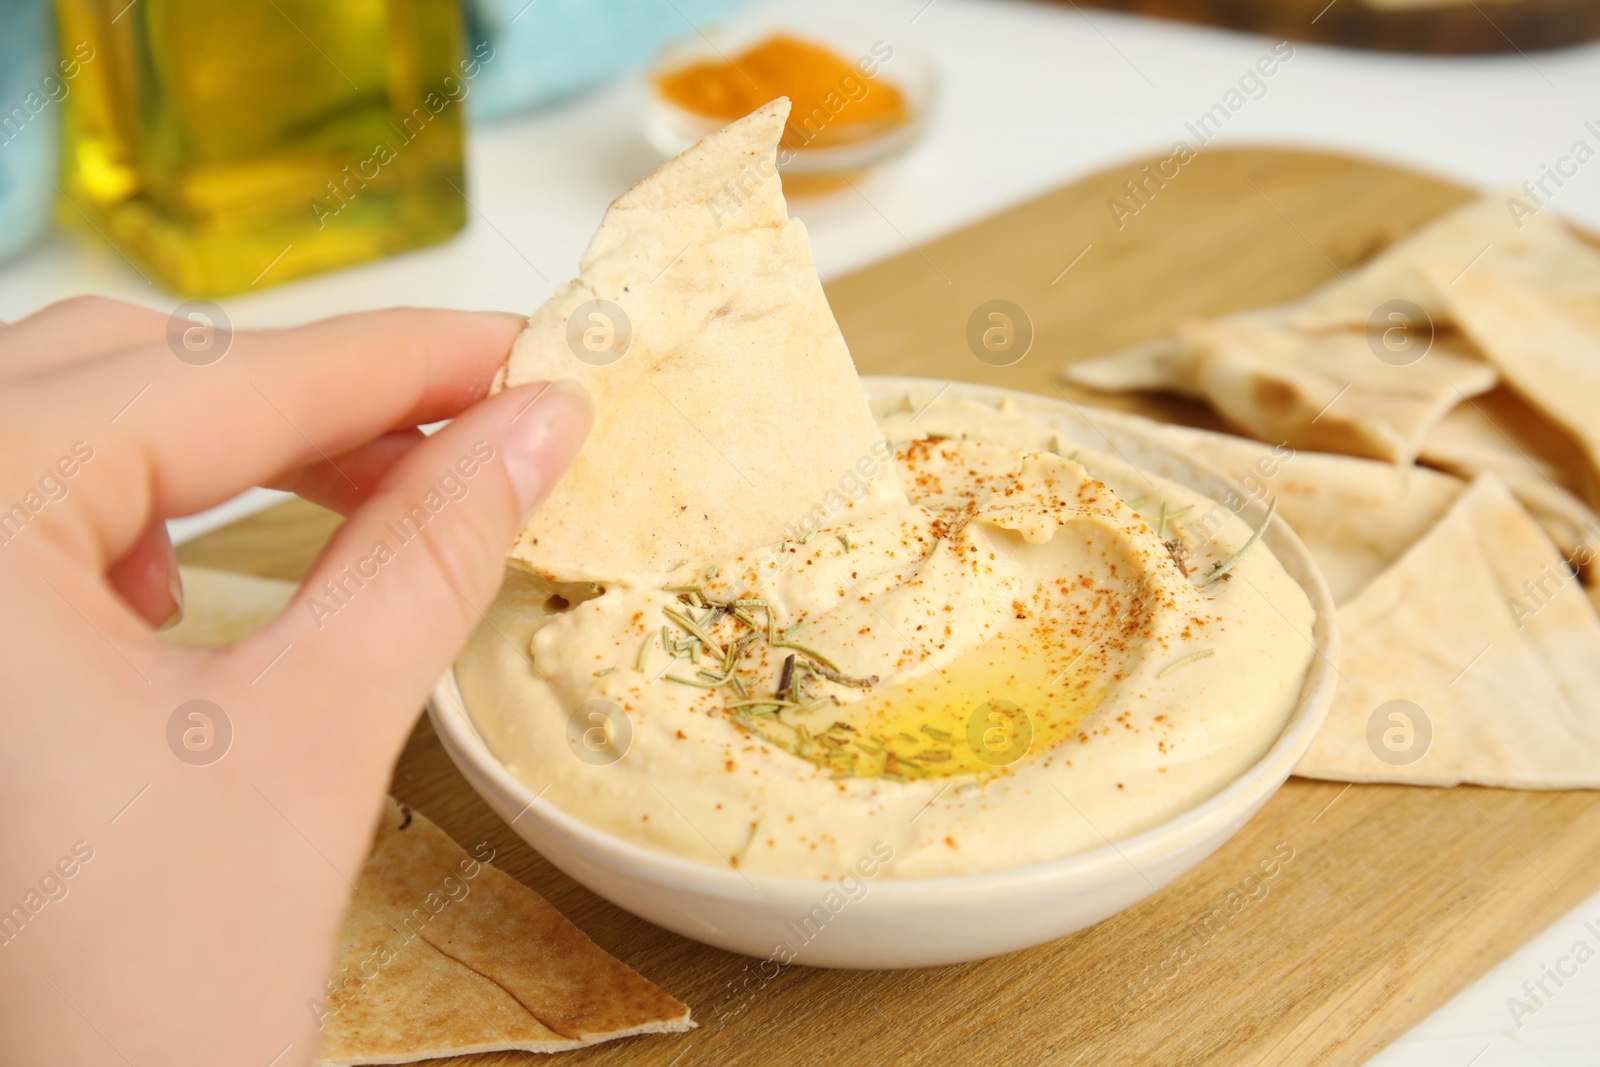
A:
[{"left": 55, "top": 0, "right": 471, "bottom": 296}]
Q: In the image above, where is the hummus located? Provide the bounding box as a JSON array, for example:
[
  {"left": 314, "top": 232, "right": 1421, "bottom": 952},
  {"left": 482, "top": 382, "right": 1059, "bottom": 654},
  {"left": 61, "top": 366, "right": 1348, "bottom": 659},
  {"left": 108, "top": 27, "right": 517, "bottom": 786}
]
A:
[{"left": 456, "top": 396, "right": 1316, "bottom": 879}]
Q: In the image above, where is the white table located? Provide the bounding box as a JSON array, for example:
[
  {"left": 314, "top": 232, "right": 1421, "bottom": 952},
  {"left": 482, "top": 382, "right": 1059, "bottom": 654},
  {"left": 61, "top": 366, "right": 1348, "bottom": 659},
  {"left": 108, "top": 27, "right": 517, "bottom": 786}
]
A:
[{"left": 4, "top": 0, "right": 1598, "bottom": 1060}]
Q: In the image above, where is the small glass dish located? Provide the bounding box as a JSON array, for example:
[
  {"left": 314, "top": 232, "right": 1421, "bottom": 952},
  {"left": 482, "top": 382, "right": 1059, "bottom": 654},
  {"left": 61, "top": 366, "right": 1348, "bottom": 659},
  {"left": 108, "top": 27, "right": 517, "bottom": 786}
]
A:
[{"left": 640, "top": 17, "right": 937, "bottom": 185}]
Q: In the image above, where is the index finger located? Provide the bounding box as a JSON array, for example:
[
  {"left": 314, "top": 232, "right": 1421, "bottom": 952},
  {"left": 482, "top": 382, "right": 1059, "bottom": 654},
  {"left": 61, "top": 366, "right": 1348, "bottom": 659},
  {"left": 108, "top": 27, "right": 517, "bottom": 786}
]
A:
[{"left": 11, "top": 307, "right": 527, "bottom": 564}]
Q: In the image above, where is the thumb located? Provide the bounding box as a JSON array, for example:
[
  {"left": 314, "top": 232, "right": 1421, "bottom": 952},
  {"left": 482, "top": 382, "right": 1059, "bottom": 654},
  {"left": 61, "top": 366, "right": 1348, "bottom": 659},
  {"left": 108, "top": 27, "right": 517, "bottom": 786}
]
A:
[{"left": 240, "top": 379, "right": 590, "bottom": 749}]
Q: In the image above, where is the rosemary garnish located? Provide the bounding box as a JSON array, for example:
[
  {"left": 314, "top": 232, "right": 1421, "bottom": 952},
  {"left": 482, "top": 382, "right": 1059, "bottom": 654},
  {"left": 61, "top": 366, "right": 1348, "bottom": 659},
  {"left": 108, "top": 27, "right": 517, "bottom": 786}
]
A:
[
  {"left": 1200, "top": 498, "right": 1277, "bottom": 586},
  {"left": 665, "top": 672, "right": 727, "bottom": 689},
  {"left": 1157, "top": 647, "right": 1216, "bottom": 677},
  {"left": 597, "top": 667, "right": 616, "bottom": 676},
  {"left": 777, "top": 653, "right": 796, "bottom": 701},
  {"left": 662, "top": 605, "right": 723, "bottom": 655},
  {"left": 1164, "top": 537, "right": 1190, "bottom": 578},
  {"left": 770, "top": 636, "right": 848, "bottom": 675},
  {"left": 837, "top": 533, "right": 852, "bottom": 550},
  {"left": 652, "top": 586, "right": 889, "bottom": 775},
  {"left": 811, "top": 662, "right": 879, "bottom": 688},
  {"left": 724, "top": 631, "right": 758, "bottom": 674}
]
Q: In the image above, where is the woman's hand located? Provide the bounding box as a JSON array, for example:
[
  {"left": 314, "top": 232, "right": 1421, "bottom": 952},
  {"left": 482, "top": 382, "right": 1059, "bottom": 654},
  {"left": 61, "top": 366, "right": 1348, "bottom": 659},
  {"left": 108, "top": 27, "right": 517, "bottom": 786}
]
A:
[{"left": 0, "top": 297, "right": 591, "bottom": 1066}]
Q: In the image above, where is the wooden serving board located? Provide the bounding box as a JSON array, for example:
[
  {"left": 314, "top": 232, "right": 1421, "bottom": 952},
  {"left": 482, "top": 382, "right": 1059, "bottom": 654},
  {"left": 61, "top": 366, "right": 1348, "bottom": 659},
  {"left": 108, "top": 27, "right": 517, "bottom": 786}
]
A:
[{"left": 178, "top": 148, "right": 1600, "bottom": 1066}]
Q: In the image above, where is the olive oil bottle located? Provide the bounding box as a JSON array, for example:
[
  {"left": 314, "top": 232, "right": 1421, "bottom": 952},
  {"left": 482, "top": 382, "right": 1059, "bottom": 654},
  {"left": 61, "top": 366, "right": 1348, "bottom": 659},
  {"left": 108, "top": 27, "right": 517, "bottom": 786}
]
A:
[{"left": 55, "top": 0, "right": 472, "bottom": 296}]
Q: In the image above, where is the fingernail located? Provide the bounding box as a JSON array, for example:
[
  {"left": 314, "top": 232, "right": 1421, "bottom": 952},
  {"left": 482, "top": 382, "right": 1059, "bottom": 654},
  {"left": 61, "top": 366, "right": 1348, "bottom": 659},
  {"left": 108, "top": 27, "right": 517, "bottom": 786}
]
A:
[
  {"left": 475, "top": 310, "right": 529, "bottom": 332},
  {"left": 501, "top": 379, "right": 593, "bottom": 516},
  {"left": 158, "top": 538, "right": 185, "bottom": 631}
]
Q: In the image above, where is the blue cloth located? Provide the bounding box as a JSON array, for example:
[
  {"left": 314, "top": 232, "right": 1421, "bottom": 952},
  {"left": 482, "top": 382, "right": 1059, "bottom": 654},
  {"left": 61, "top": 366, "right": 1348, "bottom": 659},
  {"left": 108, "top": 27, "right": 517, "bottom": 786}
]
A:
[
  {"left": 0, "top": 0, "right": 58, "bottom": 264},
  {"left": 463, "top": 0, "right": 748, "bottom": 123}
]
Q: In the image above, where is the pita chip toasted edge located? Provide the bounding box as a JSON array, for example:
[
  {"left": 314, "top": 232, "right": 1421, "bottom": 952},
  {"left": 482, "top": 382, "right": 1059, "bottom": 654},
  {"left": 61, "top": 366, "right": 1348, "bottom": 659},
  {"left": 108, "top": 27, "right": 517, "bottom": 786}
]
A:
[
  {"left": 1060, "top": 301, "right": 1303, "bottom": 397},
  {"left": 1295, "top": 476, "right": 1600, "bottom": 788},
  {"left": 1293, "top": 194, "right": 1600, "bottom": 332},
  {"left": 314, "top": 799, "right": 692, "bottom": 1066},
  {"left": 495, "top": 98, "right": 902, "bottom": 585},
  {"left": 1180, "top": 317, "right": 1495, "bottom": 465},
  {"left": 1421, "top": 399, "right": 1600, "bottom": 562},
  {"left": 1423, "top": 266, "right": 1600, "bottom": 503}
]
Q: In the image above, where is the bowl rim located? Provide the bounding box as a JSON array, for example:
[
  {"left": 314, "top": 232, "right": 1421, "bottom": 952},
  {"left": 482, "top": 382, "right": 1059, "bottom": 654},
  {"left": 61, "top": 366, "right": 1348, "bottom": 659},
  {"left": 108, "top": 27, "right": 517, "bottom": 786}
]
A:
[{"left": 429, "top": 377, "right": 1340, "bottom": 901}]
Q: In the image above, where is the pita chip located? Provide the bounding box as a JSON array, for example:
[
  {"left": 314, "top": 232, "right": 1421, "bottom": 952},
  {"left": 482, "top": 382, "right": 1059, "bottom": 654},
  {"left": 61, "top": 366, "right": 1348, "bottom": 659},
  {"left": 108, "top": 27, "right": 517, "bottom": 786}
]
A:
[
  {"left": 497, "top": 99, "right": 900, "bottom": 584},
  {"left": 1296, "top": 476, "right": 1600, "bottom": 788},
  {"left": 315, "top": 799, "right": 691, "bottom": 1065},
  {"left": 1061, "top": 301, "right": 1301, "bottom": 396},
  {"left": 1063, "top": 335, "right": 1195, "bottom": 395},
  {"left": 1425, "top": 267, "right": 1600, "bottom": 496},
  {"left": 1294, "top": 195, "right": 1600, "bottom": 332},
  {"left": 1422, "top": 399, "right": 1600, "bottom": 561},
  {"left": 1079, "top": 407, "right": 1465, "bottom": 602},
  {"left": 1066, "top": 310, "right": 1495, "bottom": 464},
  {"left": 1177, "top": 317, "right": 1494, "bottom": 464}
]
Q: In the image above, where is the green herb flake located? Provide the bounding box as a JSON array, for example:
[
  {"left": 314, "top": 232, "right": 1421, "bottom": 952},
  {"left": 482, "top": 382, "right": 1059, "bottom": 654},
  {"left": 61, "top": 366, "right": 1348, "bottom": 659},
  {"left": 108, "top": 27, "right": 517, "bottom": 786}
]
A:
[
  {"left": 1200, "top": 498, "right": 1277, "bottom": 586},
  {"left": 1157, "top": 647, "right": 1216, "bottom": 678}
]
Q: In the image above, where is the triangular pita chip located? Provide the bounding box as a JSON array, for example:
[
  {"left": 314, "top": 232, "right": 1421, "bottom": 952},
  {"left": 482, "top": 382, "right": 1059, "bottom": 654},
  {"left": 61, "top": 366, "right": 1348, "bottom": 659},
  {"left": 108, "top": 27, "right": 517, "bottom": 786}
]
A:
[
  {"left": 1079, "top": 407, "right": 1464, "bottom": 602},
  {"left": 1422, "top": 399, "right": 1600, "bottom": 560},
  {"left": 1296, "top": 476, "right": 1600, "bottom": 788},
  {"left": 1424, "top": 267, "right": 1600, "bottom": 500},
  {"left": 1066, "top": 313, "right": 1495, "bottom": 464},
  {"left": 1178, "top": 317, "right": 1493, "bottom": 464},
  {"left": 497, "top": 99, "right": 901, "bottom": 583},
  {"left": 1063, "top": 335, "right": 1194, "bottom": 394},
  {"left": 1062, "top": 301, "right": 1300, "bottom": 396},
  {"left": 1294, "top": 195, "right": 1600, "bottom": 331},
  {"left": 315, "top": 799, "right": 691, "bottom": 1065}
]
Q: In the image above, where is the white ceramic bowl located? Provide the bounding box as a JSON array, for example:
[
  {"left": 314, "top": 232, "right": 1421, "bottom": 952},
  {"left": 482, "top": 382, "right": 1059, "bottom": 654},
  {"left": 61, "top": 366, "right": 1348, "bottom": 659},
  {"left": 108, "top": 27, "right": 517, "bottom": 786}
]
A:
[{"left": 428, "top": 378, "right": 1339, "bottom": 969}]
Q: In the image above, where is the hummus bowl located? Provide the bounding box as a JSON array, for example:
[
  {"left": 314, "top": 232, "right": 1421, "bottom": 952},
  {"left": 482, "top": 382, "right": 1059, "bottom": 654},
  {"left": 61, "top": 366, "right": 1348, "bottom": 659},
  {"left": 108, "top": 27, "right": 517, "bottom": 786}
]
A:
[{"left": 428, "top": 379, "right": 1339, "bottom": 969}]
